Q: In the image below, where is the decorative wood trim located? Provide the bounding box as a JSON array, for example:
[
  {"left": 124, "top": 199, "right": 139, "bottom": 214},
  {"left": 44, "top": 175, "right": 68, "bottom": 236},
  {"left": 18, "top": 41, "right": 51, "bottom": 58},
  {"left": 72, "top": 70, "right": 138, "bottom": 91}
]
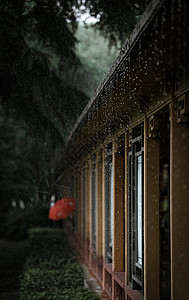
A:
[
  {"left": 148, "top": 115, "right": 159, "bottom": 138},
  {"left": 177, "top": 93, "right": 189, "bottom": 123}
]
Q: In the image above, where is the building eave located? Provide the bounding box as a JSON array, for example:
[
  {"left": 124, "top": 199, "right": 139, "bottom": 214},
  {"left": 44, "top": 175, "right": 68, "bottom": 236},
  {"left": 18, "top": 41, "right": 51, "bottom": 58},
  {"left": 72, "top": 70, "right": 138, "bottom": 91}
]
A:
[{"left": 66, "top": 0, "right": 166, "bottom": 147}]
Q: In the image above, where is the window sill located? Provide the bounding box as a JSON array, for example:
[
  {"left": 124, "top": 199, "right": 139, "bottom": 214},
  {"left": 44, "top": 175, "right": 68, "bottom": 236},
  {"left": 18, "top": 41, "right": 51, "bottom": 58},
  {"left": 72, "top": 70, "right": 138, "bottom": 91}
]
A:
[
  {"left": 132, "top": 274, "right": 142, "bottom": 287},
  {"left": 113, "top": 271, "right": 125, "bottom": 288},
  {"left": 104, "top": 262, "right": 112, "bottom": 273}
]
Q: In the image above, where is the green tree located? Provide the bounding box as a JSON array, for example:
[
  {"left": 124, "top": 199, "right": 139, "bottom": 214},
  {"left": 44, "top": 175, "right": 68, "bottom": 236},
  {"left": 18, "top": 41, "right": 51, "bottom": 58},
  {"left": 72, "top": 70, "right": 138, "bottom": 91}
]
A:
[
  {"left": 0, "top": 106, "right": 53, "bottom": 211},
  {"left": 0, "top": 0, "right": 89, "bottom": 210},
  {"left": 0, "top": 0, "right": 88, "bottom": 140},
  {"left": 79, "top": 0, "right": 150, "bottom": 46},
  {"left": 0, "top": 0, "right": 149, "bottom": 211},
  {"left": 71, "top": 25, "right": 119, "bottom": 97}
]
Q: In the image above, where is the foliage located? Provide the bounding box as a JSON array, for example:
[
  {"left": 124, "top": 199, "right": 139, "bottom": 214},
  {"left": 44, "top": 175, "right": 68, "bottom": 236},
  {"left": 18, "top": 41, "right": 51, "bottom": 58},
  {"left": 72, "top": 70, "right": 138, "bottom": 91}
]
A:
[
  {"left": 0, "top": 0, "right": 150, "bottom": 136},
  {"left": 0, "top": 240, "right": 29, "bottom": 299},
  {"left": 0, "top": 0, "right": 149, "bottom": 211},
  {"left": 19, "top": 289, "right": 101, "bottom": 300},
  {"left": 28, "top": 227, "right": 65, "bottom": 247},
  {"left": 72, "top": 25, "right": 119, "bottom": 97},
  {"left": 19, "top": 227, "right": 100, "bottom": 300},
  {"left": 81, "top": 0, "right": 150, "bottom": 46},
  {"left": 0, "top": 0, "right": 88, "bottom": 139},
  {"left": 0, "top": 106, "right": 53, "bottom": 211},
  {"left": 0, "top": 205, "right": 55, "bottom": 241},
  {"left": 0, "top": 21, "right": 119, "bottom": 211},
  {"left": 0, "top": 1, "right": 89, "bottom": 212}
]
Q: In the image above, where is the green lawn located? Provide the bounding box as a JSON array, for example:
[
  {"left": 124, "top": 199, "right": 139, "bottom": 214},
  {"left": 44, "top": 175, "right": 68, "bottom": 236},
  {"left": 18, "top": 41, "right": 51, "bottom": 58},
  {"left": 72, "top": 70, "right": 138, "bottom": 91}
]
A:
[{"left": 0, "top": 240, "right": 29, "bottom": 299}]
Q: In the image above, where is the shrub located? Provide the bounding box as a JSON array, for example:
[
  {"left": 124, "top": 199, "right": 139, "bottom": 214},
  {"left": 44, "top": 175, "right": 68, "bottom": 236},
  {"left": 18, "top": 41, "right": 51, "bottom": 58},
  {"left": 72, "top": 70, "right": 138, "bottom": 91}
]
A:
[
  {"left": 28, "top": 227, "right": 75, "bottom": 260},
  {"left": 20, "top": 288, "right": 101, "bottom": 300},
  {"left": 19, "top": 227, "right": 100, "bottom": 300},
  {"left": 1, "top": 205, "right": 58, "bottom": 241}
]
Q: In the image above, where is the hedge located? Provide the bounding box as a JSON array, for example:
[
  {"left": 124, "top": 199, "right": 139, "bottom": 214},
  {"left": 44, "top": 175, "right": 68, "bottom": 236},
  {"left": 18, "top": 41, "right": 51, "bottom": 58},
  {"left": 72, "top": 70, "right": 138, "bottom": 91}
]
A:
[
  {"left": 1, "top": 206, "right": 56, "bottom": 241},
  {"left": 19, "top": 227, "right": 100, "bottom": 300}
]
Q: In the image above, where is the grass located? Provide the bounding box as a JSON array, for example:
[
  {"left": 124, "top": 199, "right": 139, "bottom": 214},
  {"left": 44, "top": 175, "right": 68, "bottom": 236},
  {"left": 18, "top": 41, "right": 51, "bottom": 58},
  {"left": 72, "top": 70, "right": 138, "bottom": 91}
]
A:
[{"left": 0, "top": 240, "right": 29, "bottom": 299}]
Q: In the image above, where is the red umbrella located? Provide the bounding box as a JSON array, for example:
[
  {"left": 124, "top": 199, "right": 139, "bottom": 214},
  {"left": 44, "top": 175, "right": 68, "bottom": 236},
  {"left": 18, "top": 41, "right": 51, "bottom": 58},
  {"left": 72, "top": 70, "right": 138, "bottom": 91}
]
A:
[{"left": 49, "top": 198, "right": 75, "bottom": 221}]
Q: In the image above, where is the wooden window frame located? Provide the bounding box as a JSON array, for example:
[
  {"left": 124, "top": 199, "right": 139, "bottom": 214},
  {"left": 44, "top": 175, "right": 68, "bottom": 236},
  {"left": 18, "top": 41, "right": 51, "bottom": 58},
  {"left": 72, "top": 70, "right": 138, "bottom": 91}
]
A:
[{"left": 128, "top": 124, "right": 144, "bottom": 291}]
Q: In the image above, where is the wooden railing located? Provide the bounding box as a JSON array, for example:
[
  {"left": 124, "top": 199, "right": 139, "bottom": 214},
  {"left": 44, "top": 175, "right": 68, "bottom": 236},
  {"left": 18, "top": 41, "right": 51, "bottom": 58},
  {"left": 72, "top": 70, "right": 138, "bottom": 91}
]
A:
[
  {"left": 104, "top": 263, "right": 113, "bottom": 299},
  {"left": 64, "top": 226, "right": 142, "bottom": 300},
  {"left": 114, "top": 272, "right": 125, "bottom": 300}
]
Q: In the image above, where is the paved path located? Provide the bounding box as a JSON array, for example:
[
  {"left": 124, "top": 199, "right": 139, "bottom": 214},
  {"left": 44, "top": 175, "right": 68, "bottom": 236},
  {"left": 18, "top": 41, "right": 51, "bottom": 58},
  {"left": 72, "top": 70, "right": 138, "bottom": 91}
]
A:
[{"left": 81, "top": 263, "right": 108, "bottom": 299}]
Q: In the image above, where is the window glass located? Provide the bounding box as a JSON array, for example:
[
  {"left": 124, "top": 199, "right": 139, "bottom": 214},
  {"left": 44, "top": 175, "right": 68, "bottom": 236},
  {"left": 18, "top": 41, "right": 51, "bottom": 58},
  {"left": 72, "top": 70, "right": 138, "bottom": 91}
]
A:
[
  {"left": 137, "top": 155, "right": 142, "bottom": 265},
  {"left": 128, "top": 124, "right": 144, "bottom": 290}
]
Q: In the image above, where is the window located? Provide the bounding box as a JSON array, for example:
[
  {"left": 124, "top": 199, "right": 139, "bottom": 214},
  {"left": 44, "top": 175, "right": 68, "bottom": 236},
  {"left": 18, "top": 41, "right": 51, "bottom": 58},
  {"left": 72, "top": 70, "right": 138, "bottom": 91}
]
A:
[
  {"left": 91, "top": 155, "right": 97, "bottom": 250},
  {"left": 105, "top": 143, "right": 113, "bottom": 263},
  {"left": 128, "top": 124, "right": 144, "bottom": 290},
  {"left": 137, "top": 155, "right": 142, "bottom": 266}
]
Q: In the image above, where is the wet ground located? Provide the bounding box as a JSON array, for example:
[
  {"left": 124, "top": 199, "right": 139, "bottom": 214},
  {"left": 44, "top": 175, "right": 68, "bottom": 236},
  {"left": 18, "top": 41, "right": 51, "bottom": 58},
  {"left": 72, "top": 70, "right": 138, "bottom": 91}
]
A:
[
  {"left": 81, "top": 264, "right": 108, "bottom": 300},
  {"left": 0, "top": 240, "right": 29, "bottom": 299}
]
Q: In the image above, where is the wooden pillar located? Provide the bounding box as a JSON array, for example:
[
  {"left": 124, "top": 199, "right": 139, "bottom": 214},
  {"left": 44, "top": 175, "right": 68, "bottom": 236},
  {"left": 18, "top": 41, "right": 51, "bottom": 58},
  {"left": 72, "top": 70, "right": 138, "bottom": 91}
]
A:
[
  {"left": 170, "top": 98, "right": 189, "bottom": 300},
  {"left": 85, "top": 162, "right": 90, "bottom": 240},
  {"left": 125, "top": 131, "right": 129, "bottom": 285},
  {"left": 81, "top": 166, "right": 84, "bottom": 240},
  {"left": 112, "top": 139, "right": 116, "bottom": 300},
  {"left": 88, "top": 159, "right": 92, "bottom": 267},
  {"left": 96, "top": 151, "right": 103, "bottom": 257},
  {"left": 78, "top": 165, "right": 83, "bottom": 238},
  {"left": 102, "top": 148, "right": 106, "bottom": 290},
  {"left": 75, "top": 167, "right": 80, "bottom": 234},
  {"left": 113, "top": 139, "right": 124, "bottom": 272},
  {"left": 73, "top": 168, "right": 77, "bottom": 232},
  {"left": 144, "top": 115, "right": 160, "bottom": 300}
]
